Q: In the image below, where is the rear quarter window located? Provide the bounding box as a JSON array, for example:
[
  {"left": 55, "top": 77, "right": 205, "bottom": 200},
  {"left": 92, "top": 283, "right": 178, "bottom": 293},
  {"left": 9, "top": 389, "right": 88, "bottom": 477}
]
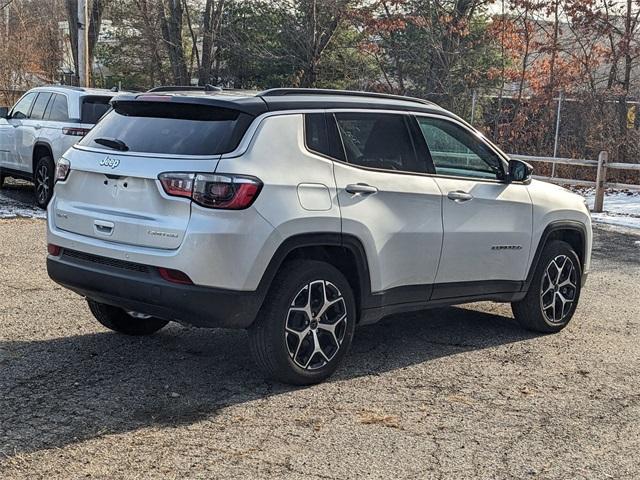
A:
[
  {"left": 79, "top": 101, "right": 254, "bottom": 156},
  {"left": 81, "top": 96, "right": 112, "bottom": 124}
]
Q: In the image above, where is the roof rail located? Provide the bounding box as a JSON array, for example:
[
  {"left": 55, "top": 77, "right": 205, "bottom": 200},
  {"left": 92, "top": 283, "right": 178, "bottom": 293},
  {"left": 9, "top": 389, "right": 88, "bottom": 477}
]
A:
[
  {"left": 45, "top": 85, "right": 86, "bottom": 92},
  {"left": 258, "top": 88, "right": 437, "bottom": 107},
  {"left": 147, "top": 84, "right": 222, "bottom": 93}
]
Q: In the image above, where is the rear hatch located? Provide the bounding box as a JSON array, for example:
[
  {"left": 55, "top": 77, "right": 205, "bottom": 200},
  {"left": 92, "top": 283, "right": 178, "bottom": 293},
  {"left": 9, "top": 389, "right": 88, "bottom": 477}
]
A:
[{"left": 52, "top": 98, "right": 255, "bottom": 249}]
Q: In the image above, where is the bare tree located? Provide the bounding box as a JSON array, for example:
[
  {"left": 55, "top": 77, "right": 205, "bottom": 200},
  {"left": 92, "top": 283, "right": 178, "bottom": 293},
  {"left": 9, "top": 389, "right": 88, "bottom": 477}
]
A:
[
  {"left": 198, "top": 0, "right": 226, "bottom": 86},
  {"left": 134, "top": 0, "right": 167, "bottom": 85},
  {"left": 65, "top": 0, "right": 106, "bottom": 86},
  {"left": 159, "top": 0, "right": 188, "bottom": 85},
  {"left": 281, "top": 0, "right": 354, "bottom": 88}
]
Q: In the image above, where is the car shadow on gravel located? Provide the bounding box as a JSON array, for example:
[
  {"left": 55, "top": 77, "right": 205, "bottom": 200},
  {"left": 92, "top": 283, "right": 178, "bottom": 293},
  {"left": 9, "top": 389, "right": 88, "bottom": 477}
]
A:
[{"left": 0, "top": 306, "right": 536, "bottom": 458}]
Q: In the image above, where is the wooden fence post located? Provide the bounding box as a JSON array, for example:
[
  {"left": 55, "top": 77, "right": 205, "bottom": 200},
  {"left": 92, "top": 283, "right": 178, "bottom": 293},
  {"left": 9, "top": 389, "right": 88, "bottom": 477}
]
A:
[{"left": 594, "top": 151, "right": 608, "bottom": 213}]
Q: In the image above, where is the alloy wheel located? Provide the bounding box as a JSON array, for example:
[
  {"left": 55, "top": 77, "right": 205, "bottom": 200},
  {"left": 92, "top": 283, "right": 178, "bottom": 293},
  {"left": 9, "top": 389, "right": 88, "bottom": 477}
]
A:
[
  {"left": 36, "top": 163, "right": 50, "bottom": 205},
  {"left": 540, "top": 254, "right": 578, "bottom": 323},
  {"left": 285, "top": 279, "right": 348, "bottom": 370}
]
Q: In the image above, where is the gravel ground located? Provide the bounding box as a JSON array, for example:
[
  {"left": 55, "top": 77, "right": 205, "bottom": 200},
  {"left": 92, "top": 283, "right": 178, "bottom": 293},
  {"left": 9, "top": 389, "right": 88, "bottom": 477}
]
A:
[{"left": 0, "top": 216, "right": 639, "bottom": 479}]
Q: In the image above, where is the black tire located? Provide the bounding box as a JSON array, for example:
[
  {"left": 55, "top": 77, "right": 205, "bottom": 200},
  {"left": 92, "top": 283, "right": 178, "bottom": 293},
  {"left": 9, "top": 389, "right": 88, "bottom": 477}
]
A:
[
  {"left": 248, "top": 259, "right": 357, "bottom": 385},
  {"left": 87, "top": 299, "right": 169, "bottom": 336},
  {"left": 0, "top": 168, "right": 6, "bottom": 188},
  {"left": 512, "top": 240, "right": 582, "bottom": 333},
  {"left": 34, "top": 155, "right": 55, "bottom": 208}
]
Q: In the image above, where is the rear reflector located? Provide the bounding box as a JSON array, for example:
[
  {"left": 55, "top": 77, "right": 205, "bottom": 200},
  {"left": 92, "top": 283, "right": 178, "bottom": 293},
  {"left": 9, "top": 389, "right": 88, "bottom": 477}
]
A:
[
  {"left": 158, "top": 172, "right": 262, "bottom": 210},
  {"left": 47, "top": 244, "right": 61, "bottom": 256},
  {"left": 62, "top": 127, "right": 90, "bottom": 137},
  {"left": 158, "top": 267, "right": 193, "bottom": 285}
]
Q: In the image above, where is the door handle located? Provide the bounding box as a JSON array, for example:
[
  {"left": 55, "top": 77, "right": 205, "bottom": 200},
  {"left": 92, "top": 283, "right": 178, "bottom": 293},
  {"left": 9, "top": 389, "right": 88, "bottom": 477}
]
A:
[
  {"left": 345, "top": 183, "right": 378, "bottom": 195},
  {"left": 93, "top": 220, "right": 114, "bottom": 236},
  {"left": 447, "top": 190, "right": 473, "bottom": 202}
]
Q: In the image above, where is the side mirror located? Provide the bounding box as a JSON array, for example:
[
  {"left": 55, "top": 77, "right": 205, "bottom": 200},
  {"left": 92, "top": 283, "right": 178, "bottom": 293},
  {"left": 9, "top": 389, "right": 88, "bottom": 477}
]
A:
[
  {"left": 0, "top": 107, "right": 8, "bottom": 119},
  {"left": 508, "top": 158, "right": 533, "bottom": 182}
]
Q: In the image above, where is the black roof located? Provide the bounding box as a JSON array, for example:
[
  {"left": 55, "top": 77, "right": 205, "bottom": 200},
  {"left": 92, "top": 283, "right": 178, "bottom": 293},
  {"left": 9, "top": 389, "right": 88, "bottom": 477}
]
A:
[{"left": 111, "top": 87, "right": 455, "bottom": 119}]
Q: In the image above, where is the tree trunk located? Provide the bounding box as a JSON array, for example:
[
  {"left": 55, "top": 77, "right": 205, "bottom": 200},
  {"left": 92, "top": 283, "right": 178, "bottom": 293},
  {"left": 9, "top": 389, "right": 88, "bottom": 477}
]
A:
[
  {"left": 617, "top": 0, "right": 633, "bottom": 161},
  {"left": 160, "top": 0, "right": 189, "bottom": 85},
  {"left": 199, "top": 0, "right": 226, "bottom": 86}
]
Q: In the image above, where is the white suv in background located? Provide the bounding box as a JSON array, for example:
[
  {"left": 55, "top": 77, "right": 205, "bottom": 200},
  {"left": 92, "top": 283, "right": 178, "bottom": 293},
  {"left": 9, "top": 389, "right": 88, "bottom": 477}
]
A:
[
  {"left": 46, "top": 88, "right": 592, "bottom": 385},
  {"left": 0, "top": 85, "right": 116, "bottom": 207}
]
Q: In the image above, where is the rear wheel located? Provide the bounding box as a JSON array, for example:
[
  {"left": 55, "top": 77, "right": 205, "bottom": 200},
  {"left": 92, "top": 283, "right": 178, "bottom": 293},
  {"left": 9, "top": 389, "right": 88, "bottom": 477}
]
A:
[
  {"left": 87, "top": 299, "right": 169, "bottom": 336},
  {"left": 34, "top": 155, "right": 55, "bottom": 208},
  {"left": 512, "top": 240, "right": 582, "bottom": 333},
  {"left": 248, "top": 260, "right": 356, "bottom": 385}
]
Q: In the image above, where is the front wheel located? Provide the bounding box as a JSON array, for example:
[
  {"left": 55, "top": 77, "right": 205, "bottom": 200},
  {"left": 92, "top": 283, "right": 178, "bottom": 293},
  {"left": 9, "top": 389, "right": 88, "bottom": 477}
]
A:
[
  {"left": 34, "top": 156, "right": 55, "bottom": 208},
  {"left": 87, "top": 300, "right": 169, "bottom": 336},
  {"left": 248, "top": 260, "right": 357, "bottom": 385},
  {"left": 512, "top": 240, "right": 582, "bottom": 333}
]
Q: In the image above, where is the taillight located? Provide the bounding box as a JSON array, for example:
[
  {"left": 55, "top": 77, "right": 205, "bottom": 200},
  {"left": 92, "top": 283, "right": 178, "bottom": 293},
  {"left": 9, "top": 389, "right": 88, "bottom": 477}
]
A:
[
  {"left": 158, "top": 173, "right": 262, "bottom": 210},
  {"left": 159, "top": 173, "right": 195, "bottom": 198},
  {"left": 193, "top": 174, "right": 262, "bottom": 209},
  {"left": 55, "top": 158, "right": 71, "bottom": 182},
  {"left": 62, "top": 127, "right": 90, "bottom": 137}
]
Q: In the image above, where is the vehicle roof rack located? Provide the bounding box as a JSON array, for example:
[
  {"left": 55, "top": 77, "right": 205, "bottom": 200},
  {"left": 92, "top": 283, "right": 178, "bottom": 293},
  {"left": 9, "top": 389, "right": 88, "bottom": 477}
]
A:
[
  {"left": 45, "top": 85, "right": 86, "bottom": 92},
  {"left": 258, "top": 88, "right": 437, "bottom": 107},
  {"left": 147, "top": 84, "right": 223, "bottom": 93}
]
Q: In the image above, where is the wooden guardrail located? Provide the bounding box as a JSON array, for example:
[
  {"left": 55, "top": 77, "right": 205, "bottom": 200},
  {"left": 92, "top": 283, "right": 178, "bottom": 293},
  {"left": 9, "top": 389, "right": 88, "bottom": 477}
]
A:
[{"left": 510, "top": 151, "right": 640, "bottom": 212}]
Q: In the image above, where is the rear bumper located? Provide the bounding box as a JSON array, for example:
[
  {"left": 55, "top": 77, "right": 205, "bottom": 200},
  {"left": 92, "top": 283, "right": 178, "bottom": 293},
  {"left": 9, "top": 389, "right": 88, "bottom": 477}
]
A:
[{"left": 47, "top": 251, "right": 263, "bottom": 329}]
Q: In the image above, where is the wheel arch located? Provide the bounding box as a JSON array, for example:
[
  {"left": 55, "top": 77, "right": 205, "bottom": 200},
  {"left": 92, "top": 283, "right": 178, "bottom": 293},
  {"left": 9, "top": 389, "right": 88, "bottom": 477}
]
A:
[
  {"left": 32, "top": 141, "right": 54, "bottom": 178},
  {"left": 255, "top": 233, "right": 372, "bottom": 321},
  {"left": 525, "top": 220, "right": 587, "bottom": 290}
]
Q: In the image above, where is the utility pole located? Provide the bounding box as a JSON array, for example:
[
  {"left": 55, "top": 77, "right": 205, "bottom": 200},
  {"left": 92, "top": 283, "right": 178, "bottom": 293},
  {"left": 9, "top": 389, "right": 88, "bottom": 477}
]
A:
[
  {"left": 551, "top": 91, "right": 563, "bottom": 177},
  {"left": 4, "top": 1, "right": 9, "bottom": 41},
  {"left": 470, "top": 90, "right": 477, "bottom": 126},
  {"left": 77, "top": 0, "right": 89, "bottom": 86}
]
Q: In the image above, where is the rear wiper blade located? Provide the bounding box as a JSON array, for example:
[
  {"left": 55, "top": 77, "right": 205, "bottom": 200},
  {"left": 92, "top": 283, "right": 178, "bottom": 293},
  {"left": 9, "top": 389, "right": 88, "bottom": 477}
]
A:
[{"left": 94, "top": 137, "right": 129, "bottom": 151}]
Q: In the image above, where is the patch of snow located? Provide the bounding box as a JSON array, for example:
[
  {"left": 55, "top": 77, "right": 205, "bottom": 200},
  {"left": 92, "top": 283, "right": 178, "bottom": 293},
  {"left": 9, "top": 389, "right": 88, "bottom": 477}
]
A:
[
  {"left": 0, "top": 191, "right": 46, "bottom": 219},
  {"left": 589, "top": 212, "right": 640, "bottom": 230},
  {"left": 573, "top": 187, "right": 640, "bottom": 230}
]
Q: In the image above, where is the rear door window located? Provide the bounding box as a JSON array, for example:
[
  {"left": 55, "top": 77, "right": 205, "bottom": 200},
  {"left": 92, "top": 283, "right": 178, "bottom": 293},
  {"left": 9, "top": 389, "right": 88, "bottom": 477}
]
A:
[
  {"left": 10, "top": 92, "right": 37, "bottom": 119},
  {"left": 333, "top": 112, "right": 428, "bottom": 174},
  {"left": 81, "top": 96, "right": 112, "bottom": 124},
  {"left": 47, "top": 94, "right": 70, "bottom": 122},
  {"left": 30, "top": 92, "right": 53, "bottom": 120},
  {"left": 79, "top": 101, "right": 254, "bottom": 156}
]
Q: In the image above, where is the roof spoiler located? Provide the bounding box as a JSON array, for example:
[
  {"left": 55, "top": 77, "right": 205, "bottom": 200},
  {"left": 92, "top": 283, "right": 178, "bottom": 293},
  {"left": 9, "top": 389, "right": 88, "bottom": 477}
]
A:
[{"left": 147, "top": 84, "right": 223, "bottom": 93}]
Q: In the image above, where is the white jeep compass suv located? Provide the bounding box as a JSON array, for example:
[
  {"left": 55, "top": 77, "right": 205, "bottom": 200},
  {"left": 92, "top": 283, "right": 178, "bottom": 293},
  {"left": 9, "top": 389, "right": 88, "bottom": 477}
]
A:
[
  {"left": 0, "top": 85, "right": 116, "bottom": 207},
  {"left": 46, "top": 88, "right": 592, "bottom": 385}
]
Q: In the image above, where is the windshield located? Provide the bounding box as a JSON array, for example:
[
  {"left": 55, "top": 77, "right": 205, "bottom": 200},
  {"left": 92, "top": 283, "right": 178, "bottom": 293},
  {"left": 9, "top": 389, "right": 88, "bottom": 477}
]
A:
[{"left": 78, "top": 101, "right": 253, "bottom": 156}]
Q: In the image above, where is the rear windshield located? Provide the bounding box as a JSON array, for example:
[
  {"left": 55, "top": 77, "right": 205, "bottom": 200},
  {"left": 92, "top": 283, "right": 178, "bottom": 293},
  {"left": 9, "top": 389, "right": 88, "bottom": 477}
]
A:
[
  {"left": 78, "top": 101, "right": 253, "bottom": 156},
  {"left": 81, "top": 96, "right": 112, "bottom": 124}
]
